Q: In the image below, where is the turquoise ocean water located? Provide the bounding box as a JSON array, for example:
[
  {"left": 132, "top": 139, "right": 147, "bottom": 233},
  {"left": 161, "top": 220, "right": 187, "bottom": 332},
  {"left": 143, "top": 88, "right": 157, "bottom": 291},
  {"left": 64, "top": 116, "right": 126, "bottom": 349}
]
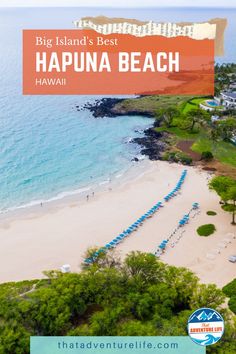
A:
[{"left": 0, "top": 7, "right": 235, "bottom": 212}]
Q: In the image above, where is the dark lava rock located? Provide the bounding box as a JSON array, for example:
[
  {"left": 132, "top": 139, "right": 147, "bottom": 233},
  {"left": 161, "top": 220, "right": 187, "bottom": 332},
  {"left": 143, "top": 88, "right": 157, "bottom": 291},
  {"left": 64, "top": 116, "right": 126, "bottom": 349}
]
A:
[
  {"left": 81, "top": 98, "right": 125, "bottom": 118},
  {"left": 76, "top": 97, "right": 168, "bottom": 161},
  {"left": 133, "top": 128, "right": 168, "bottom": 160},
  {"left": 77, "top": 97, "right": 155, "bottom": 118}
]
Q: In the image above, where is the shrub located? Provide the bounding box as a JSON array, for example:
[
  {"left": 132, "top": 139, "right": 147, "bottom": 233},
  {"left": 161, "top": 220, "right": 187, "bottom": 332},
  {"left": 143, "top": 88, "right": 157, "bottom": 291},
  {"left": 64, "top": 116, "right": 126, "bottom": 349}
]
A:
[
  {"left": 162, "top": 151, "right": 192, "bottom": 165},
  {"left": 197, "top": 224, "right": 216, "bottom": 236},
  {"left": 223, "top": 279, "right": 236, "bottom": 315},
  {"left": 223, "top": 278, "right": 236, "bottom": 297},
  {"left": 201, "top": 151, "right": 214, "bottom": 161},
  {"left": 179, "top": 153, "right": 193, "bottom": 165},
  {"left": 207, "top": 210, "right": 217, "bottom": 216},
  {"left": 228, "top": 296, "right": 236, "bottom": 314}
]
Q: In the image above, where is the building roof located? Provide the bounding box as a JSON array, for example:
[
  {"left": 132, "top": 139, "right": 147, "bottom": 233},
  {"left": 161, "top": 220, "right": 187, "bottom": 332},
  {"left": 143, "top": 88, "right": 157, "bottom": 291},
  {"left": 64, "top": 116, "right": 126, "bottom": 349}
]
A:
[{"left": 222, "top": 91, "right": 236, "bottom": 99}]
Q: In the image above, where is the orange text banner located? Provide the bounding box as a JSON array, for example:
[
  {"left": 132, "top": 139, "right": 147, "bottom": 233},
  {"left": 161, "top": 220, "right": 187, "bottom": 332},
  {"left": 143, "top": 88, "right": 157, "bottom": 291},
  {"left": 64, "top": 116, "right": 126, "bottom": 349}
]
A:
[{"left": 23, "top": 30, "right": 214, "bottom": 95}]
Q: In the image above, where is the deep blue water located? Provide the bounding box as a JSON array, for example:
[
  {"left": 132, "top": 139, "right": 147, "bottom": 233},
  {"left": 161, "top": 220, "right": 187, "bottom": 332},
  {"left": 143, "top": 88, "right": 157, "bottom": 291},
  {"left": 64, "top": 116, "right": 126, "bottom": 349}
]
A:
[{"left": 0, "top": 7, "right": 235, "bottom": 212}]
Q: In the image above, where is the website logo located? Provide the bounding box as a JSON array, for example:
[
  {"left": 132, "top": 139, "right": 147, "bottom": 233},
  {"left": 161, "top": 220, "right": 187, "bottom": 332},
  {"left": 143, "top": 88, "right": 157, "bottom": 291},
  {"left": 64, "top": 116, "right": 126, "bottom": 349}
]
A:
[{"left": 187, "top": 308, "right": 224, "bottom": 346}]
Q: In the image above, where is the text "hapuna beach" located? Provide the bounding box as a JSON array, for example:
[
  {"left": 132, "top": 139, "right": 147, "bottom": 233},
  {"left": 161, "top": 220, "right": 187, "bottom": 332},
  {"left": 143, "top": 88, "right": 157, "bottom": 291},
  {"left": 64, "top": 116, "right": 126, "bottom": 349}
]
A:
[{"left": 36, "top": 52, "right": 180, "bottom": 73}]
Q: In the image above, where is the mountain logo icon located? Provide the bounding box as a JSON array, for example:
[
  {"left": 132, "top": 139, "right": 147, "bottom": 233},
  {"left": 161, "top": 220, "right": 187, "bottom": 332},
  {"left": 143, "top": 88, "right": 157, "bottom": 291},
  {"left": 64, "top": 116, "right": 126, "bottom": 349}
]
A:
[
  {"left": 187, "top": 307, "right": 224, "bottom": 346},
  {"left": 189, "top": 309, "right": 222, "bottom": 323}
]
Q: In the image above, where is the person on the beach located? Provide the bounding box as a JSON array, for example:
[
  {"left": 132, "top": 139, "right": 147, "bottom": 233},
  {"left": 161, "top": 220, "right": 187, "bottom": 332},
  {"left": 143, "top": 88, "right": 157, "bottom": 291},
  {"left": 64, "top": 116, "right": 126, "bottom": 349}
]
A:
[
  {"left": 40, "top": 202, "right": 43, "bottom": 207},
  {"left": 86, "top": 195, "right": 89, "bottom": 201}
]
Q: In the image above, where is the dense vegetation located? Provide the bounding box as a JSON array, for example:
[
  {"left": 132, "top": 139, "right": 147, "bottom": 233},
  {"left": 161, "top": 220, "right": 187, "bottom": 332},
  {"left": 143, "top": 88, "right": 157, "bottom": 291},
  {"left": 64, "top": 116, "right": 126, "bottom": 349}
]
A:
[
  {"left": 156, "top": 99, "right": 236, "bottom": 167},
  {"left": 209, "top": 176, "right": 236, "bottom": 224},
  {"left": 215, "top": 63, "right": 236, "bottom": 96},
  {"left": 223, "top": 279, "right": 236, "bottom": 314},
  {"left": 0, "top": 251, "right": 236, "bottom": 354},
  {"left": 197, "top": 224, "right": 216, "bottom": 236}
]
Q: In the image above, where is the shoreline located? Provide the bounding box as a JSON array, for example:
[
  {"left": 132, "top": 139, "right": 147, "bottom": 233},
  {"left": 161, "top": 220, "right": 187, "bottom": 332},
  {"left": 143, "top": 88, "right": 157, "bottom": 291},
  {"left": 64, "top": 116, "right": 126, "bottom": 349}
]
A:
[
  {"left": 0, "top": 158, "right": 152, "bottom": 223},
  {"left": 82, "top": 97, "right": 168, "bottom": 161},
  {"left": 0, "top": 160, "right": 235, "bottom": 287},
  {"left": 0, "top": 108, "right": 156, "bottom": 220}
]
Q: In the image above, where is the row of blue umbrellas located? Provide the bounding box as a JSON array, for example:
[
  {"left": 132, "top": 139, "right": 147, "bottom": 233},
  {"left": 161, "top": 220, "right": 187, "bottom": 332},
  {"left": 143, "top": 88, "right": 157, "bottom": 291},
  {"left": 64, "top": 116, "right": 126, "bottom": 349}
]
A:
[
  {"left": 156, "top": 202, "right": 200, "bottom": 254},
  {"left": 84, "top": 202, "right": 163, "bottom": 264},
  {"left": 179, "top": 214, "right": 190, "bottom": 226},
  {"left": 84, "top": 170, "right": 188, "bottom": 265},
  {"left": 164, "top": 169, "right": 187, "bottom": 202},
  {"left": 158, "top": 239, "right": 168, "bottom": 250}
]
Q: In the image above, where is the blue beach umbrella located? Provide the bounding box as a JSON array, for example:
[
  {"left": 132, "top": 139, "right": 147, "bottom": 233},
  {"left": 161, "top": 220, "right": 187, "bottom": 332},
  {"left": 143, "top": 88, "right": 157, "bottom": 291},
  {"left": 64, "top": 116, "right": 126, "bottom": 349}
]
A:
[
  {"left": 116, "top": 236, "right": 123, "bottom": 240},
  {"left": 159, "top": 244, "right": 166, "bottom": 249}
]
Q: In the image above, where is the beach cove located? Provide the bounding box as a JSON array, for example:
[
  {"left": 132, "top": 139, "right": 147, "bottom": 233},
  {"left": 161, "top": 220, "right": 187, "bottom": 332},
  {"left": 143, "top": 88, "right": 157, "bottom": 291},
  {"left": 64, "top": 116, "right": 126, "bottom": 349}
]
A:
[{"left": 0, "top": 161, "right": 235, "bottom": 286}]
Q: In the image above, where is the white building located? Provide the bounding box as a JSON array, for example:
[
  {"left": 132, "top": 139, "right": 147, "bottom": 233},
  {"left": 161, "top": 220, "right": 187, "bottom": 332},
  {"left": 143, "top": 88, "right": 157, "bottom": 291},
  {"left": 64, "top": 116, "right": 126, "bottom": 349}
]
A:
[
  {"left": 211, "top": 115, "right": 220, "bottom": 122},
  {"left": 220, "top": 92, "right": 236, "bottom": 108}
]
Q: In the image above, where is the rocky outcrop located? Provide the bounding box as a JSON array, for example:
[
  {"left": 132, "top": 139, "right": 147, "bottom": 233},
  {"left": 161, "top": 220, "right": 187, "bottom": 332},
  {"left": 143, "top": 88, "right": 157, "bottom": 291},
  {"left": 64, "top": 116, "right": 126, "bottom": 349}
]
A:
[
  {"left": 78, "top": 98, "right": 124, "bottom": 117},
  {"left": 77, "top": 98, "right": 168, "bottom": 161},
  {"left": 133, "top": 128, "right": 168, "bottom": 160},
  {"left": 77, "top": 97, "right": 155, "bottom": 118}
]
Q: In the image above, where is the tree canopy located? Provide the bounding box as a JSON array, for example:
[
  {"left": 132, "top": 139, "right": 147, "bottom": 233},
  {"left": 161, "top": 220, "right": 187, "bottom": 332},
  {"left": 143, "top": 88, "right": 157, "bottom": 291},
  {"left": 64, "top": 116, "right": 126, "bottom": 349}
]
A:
[
  {"left": 209, "top": 176, "right": 236, "bottom": 224},
  {"left": 0, "top": 251, "right": 235, "bottom": 354}
]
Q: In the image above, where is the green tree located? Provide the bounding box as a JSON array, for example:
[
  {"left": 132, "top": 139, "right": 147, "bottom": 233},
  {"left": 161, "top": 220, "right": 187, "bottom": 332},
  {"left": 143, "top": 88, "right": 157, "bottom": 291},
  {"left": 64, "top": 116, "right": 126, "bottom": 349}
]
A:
[
  {"left": 123, "top": 251, "right": 166, "bottom": 287},
  {"left": 89, "top": 306, "right": 126, "bottom": 335},
  {"left": 190, "top": 284, "right": 225, "bottom": 309},
  {"left": 117, "top": 320, "right": 157, "bottom": 336},
  {"left": 222, "top": 187, "right": 236, "bottom": 224},
  {"left": 0, "top": 323, "right": 30, "bottom": 354},
  {"left": 201, "top": 151, "right": 214, "bottom": 161},
  {"left": 0, "top": 251, "right": 235, "bottom": 354},
  {"left": 209, "top": 176, "right": 236, "bottom": 224},
  {"left": 155, "top": 106, "right": 179, "bottom": 128},
  {"left": 216, "top": 118, "right": 236, "bottom": 141},
  {"left": 185, "top": 108, "right": 210, "bottom": 132}
]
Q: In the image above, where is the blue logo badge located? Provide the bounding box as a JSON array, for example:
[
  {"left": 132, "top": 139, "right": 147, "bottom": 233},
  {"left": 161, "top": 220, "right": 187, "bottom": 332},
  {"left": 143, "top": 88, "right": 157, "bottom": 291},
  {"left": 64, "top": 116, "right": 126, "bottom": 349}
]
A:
[{"left": 187, "top": 307, "right": 224, "bottom": 346}]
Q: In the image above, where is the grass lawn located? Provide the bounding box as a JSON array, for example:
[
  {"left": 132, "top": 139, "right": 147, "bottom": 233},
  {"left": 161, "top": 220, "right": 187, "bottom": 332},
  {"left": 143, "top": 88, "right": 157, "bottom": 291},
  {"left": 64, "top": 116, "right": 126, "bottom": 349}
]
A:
[
  {"left": 113, "top": 95, "right": 194, "bottom": 115},
  {"left": 157, "top": 125, "right": 236, "bottom": 168},
  {"left": 117, "top": 95, "right": 236, "bottom": 169},
  {"left": 157, "top": 126, "right": 199, "bottom": 140},
  {"left": 181, "top": 97, "right": 209, "bottom": 114},
  {"left": 192, "top": 135, "right": 236, "bottom": 167}
]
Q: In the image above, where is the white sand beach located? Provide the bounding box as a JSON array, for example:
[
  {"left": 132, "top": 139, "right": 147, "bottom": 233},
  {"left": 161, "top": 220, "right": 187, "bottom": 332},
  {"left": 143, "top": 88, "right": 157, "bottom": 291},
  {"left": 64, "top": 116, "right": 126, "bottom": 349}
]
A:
[{"left": 0, "top": 161, "right": 235, "bottom": 287}]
